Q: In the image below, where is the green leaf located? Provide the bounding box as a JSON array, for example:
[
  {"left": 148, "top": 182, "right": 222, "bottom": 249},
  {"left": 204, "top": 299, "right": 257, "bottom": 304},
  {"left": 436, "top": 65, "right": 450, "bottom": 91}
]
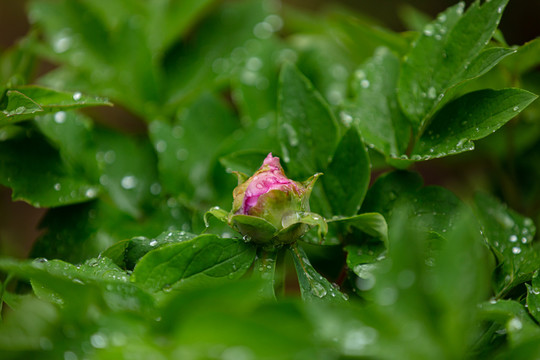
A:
[
  {"left": 526, "top": 270, "right": 540, "bottom": 323},
  {"left": 331, "top": 13, "right": 410, "bottom": 63},
  {"left": 360, "top": 170, "right": 423, "bottom": 217},
  {"left": 146, "top": 0, "right": 218, "bottom": 54},
  {"left": 0, "top": 90, "right": 42, "bottom": 126},
  {"left": 398, "top": 0, "right": 509, "bottom": 129},
  {"left": 0, "top": 135, "right": 99, "bottom": 208},
  {"left": 479, "top": 300, "right": 540, "bottom": 346},
  {"left": 164, "top": 1, "right": 271, "bottom": 110},
  {"left": 329, "top": 213, "right": 388, "bottom": 245},
  {"left": 94, "top": 128, "right": 159, "bottom": 218},
  {"left": 412, "top": 89, "right": 538, "bottom": 158},
  {"left": 131, "top": 234, "right": 256, "bottom": 297},
  {"left": 0, "top": 257, "right": 154, "bottom": 314},
  {"left": 342, "top": 47, "right": 411, "bottom": 158},
  {"left": 12, "top": 86, "right": 111, "bottom": 111},
  {"left": 278, "top": 63, "right": 339, "bottom": 179},
  {"left": 474, "top": 192, "right": 540, "bottom": 296},
  {"left": 34, "top": 111, "right": 99, "bottom": 180},
  {"left": 158, "top": 281, "right": 319, "bottom": 359},
  {"left": 289, "top": 244, "right": 347, "bottom": 303},
  {"left": 503, "top": 37, "right": 540, "bottom": 75},
  {"left": 0, "top": 86, "right": 111, "bottom": 127},
  {"left": 323, "top": 128, "right": 370, "bottom": 216},
  {"left": 149, "top": 93, "right": 239, "bottom": 200},
  {"left": 219, "top": 150, "right": 272, "bottom": 177},
  {"left": 102, "top": 230, "right": 197, "bottom": 270}
]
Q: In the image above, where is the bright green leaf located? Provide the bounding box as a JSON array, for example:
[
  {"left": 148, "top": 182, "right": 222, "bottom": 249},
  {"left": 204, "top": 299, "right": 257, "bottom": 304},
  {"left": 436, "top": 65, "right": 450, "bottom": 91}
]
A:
[
  {"left": 398, "top": 0, "right": 509, "bottom": 129},
  {"left": 412, "top": 89, "right": 538, "bottom": 159},
  {"left": 131, "top": 234, "right": 256, "bottom": 298}
]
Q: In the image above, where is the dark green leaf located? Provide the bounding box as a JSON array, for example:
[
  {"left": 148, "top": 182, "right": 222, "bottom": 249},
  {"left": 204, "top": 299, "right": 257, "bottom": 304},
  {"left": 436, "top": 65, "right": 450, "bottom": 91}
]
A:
[
  {"left": 278, "top": 63, "right": 339, "bottom": 179},
  {"left": 131, "top": 234, "right": 256, "bottom": 297},
  {"left": 526, "top": 271, "right": 540, "bottom": 323},
  {"left": 343, "top": 47, "right": 411, "bottom": 158},
  {"left": 149, "top": 93, "right": 239, "bottom": 200},
  {"left": 102, "top": 230, "right": 197, "bottom": 270},
  {"left": 323, "top": 128, "right": 370, "bottom": 216},
  {"left": 34, "top": 111, "right": 99, "bottom": 180},
  {"left": 412, "top": 89, "right": 538, "bottom": 159},
  {"left": 94, "top": 128, "right": 159, "bottom": 218},
  {"left": 0, "top": 135, "right": 99, "bottom": 208},
  {"left": 329, "top": 213, "right": 388, "bottom": 245},
  {"left": 474, "top": 192, "right": 540, "bottom": 296},
  {"left": 398, "top": 0, "right": 509, "bottom": 129},
  {"left": 289, "top": 244, "right": 347, "bottom": 303}
]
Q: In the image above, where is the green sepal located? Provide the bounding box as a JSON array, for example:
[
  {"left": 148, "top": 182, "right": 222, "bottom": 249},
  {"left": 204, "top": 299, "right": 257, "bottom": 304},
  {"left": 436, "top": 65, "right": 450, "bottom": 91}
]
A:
[
  {"left": 204, "top": 206, "right": 230, "bottom": 227},
  {"left": 232, "top": 170, "right": 249, "bottom": 185},
  {"left": 280, "top": 211, "right": 328, "bottom": 244},
  {"left": 230, "top": 214, "right": 278, "bottom": 244}
]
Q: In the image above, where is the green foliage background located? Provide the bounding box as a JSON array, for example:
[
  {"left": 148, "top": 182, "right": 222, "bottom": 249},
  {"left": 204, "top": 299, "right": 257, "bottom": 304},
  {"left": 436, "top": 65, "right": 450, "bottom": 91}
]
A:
[{"left": 1, "top": 0, "right": 540, "bottom": 359}]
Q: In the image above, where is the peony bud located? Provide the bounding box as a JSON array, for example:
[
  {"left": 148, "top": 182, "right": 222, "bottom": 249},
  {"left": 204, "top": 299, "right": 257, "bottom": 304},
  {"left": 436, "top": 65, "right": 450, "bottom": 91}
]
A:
[{"left": 206, "top": 153, "right": 327, "bottom": 247}]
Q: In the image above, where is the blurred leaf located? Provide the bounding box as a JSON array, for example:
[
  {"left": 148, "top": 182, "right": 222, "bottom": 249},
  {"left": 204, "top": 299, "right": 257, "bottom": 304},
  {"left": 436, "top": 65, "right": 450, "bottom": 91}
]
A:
[
  {"left": 34, "top": 111, "right": 99, "bottom": 180},
  {"left": 398, "top": 0, "right": 509, "bottom": 130},
  {"left": 398, "top": 5, "right": 432, "bottom": 31},
  {"left": 474, "top": 193, "right": 540, "bottom": 296},
  {"left": 219, "top": 150, "right": 271, "bottom": 176},
  {"left": 290, "top": 244, "right": 347, "bottom": 303},
  {"left": 412, "top": 89, "right": 538, "bottom": 159},
  {"left": 0, "top": 257, "right": 154, "bottom": 315},
  {"left": 158, "top": 281, "right": 320, "bottom": 359},
  {"left": 526, "top": 270, "right": 540, "bottom": 322},
  {"left": 323, "top": 128, "right": 370, "bottom": 216},
  {"left": 278, "top": 63, "right": 339, "bottom": 179},
  {"left": 0, "top": 135, "right": 99, "bottom": 208},
  {"left": 342, "top": 47, "right": 411, "bottom": 158},
  {"left": 164, "top": 0, "right": 271, "bottom": 111},
  {"left": 331, "top": 13, "right": 409, "bottom": 63},
  {"left": 503, "top": 37, "right": 540, "bottom": 75},
  {"left": 149, "top": 93, "right": 239, "bottom": 201},
  {"left": 0, "top": 297, "right": 58, "bottom": 352},
  {"left": 146, "top": 0, "right": 218, "bottom": 55},
  {"left": 479, "top": 300, "right": 540, "bottom": 346},
  {"left": 94, "top": 128, "right": 159, "bottom": 218},
  {"left": 31, "top": 198, "right": 192, "bottom": 263},
  {"left": 131, "top": 234, "right": 256, "bottom": 298},
  {"left": 289, "top": 33, "right": 354, "bottom": 107}
]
